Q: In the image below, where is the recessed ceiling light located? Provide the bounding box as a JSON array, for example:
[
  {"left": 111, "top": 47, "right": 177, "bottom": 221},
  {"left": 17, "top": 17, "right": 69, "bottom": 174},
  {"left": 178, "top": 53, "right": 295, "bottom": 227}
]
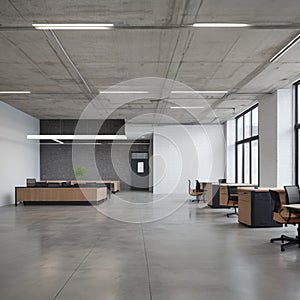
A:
[
  {"left": 270, "top": 34, "right": 300, "bottom": 62},
  {"left": 170, "top": 106, "right": 204, "bottom": 109},
  {"left": 0, "top": 91, "right": 31, "bottom": 94},
  {"left": 32, "top": 24, "right": 114, "bottom": 30},
  {"left": 171, "top": 90, "right": 228, "bottom": 94},
  {"left": 99, "top": 91, "right": 149, "bottom": 94},
  {"left": 192, "top": 23, "right": 251, "bottom": 28}
]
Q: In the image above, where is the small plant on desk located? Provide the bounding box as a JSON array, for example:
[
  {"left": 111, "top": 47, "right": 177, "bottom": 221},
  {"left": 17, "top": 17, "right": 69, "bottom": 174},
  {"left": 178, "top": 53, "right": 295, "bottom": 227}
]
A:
[{"left": 72, "top": 166, "right": 87, "bottom": 179}]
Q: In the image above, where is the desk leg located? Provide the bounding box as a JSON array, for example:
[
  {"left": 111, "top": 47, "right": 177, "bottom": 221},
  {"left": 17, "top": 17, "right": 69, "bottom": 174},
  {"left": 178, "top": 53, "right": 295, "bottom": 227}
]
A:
[{"left": 15, "top": 188, "right": 18, "bottom": 206}]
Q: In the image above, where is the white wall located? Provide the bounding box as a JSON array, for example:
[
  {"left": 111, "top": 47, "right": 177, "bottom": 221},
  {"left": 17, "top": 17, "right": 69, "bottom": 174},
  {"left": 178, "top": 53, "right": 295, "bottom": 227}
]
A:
[
  {"left": 0, "top": 102, "right": 40, "bottom": 206},
  {"left": 153, "top": 125, "right": 225, "bottom": 194}
]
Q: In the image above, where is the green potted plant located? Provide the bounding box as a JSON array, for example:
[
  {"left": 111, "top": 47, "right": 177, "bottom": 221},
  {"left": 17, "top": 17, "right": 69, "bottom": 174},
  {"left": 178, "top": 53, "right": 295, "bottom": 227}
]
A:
[{"left": 72, "top": 166, "right": 87, "bottom": 179}]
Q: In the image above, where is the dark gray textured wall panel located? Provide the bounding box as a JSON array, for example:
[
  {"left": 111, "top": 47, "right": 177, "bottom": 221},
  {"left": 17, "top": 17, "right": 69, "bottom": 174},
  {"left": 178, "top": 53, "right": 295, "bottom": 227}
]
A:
[
  {"left": 40, "top": 144, "right": 149, "bottom": 190},
  {"left": 40, "top": 119, "right": 125, "bottom": 135}
]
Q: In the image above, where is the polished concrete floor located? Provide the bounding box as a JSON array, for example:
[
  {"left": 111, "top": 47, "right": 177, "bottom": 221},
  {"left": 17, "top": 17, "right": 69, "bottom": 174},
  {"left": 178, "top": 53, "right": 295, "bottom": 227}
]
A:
[{"left": 1, "top": 191, "right": 300, "bottom": 300}]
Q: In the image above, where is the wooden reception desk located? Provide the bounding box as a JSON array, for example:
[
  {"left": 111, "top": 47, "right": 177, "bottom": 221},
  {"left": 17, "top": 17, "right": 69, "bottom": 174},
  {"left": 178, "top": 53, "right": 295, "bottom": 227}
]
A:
[
  {"left": 15, "top": 187, "right": 107, "bottom": 206},
  {"left": 46, "top": 180, "right": 120, "bottom": 193}
]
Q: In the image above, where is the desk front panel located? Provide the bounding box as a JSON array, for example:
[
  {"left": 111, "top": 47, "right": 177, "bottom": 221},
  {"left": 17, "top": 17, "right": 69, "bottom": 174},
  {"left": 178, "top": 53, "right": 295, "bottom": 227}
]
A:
[{"left": 16, "top": 187, "right": 107, "bottom": 203}]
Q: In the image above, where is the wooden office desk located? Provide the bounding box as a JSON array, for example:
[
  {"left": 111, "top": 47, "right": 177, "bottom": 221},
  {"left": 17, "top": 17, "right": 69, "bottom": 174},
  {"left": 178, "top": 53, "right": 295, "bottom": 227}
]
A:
[
  {"left": 219, "top": 183, "right": 257, "bottom": 206},
  {"left": 206, "top": 183, "right": 220, "bottom": 207},
  {"left": 15, "top": 187, "right": 107, "bottom": 206},
  {"left": 238, "top": 187, "right": 283, "bottom": 227},
  {"left": 207, "top": 183, "right": 257, "bottom": 208}
]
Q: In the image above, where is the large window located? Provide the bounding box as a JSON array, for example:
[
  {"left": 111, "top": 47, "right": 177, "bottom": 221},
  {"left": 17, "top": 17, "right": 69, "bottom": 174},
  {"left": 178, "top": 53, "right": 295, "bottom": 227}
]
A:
[{"left": 235, "top": 104, "right": 259, "bottom": 184}]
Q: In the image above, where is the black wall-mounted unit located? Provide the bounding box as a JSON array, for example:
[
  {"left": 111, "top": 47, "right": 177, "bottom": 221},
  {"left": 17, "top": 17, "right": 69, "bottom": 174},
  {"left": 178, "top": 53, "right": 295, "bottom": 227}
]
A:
[{"left": 40, "top": 119, "right": 125, "bottom": 135}]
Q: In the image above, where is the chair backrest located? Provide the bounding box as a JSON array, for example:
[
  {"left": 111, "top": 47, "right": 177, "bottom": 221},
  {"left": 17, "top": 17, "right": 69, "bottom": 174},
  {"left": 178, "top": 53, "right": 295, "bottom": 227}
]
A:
[
  {"left": 218, "top": 178, "right": 226, "bottom": 184},
  {"left": 269, "top": 190, "right": 281, "bottom": 212},
  {"left": 188, "top": 180, "right": 192, "bottom": 194},
  {"left": 195, "top": 180, "right": 201, "bottom": 192},
  {"left": 227, "top": 185, "right": 238, "bottom": 201},
  {"left": 284, "top": 185, "right": 300, "bottom": 205}
]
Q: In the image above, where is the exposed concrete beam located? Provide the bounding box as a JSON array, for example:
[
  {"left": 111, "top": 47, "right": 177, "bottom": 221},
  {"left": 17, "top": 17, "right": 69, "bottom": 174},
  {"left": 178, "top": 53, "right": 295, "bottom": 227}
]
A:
[{"left": 43, "top": 30, "right": 95, "bottom": 100}]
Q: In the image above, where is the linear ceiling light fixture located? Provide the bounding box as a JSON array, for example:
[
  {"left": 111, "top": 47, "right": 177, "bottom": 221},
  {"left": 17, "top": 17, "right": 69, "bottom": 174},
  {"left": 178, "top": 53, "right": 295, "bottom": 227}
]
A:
[
  {"left": 270, "top": 34, "right": 300, "bottom": 62},
  {"left": 99, "top": 91, "right": 149, "bottom": 94},
  {"left": 27, "top": 135, "right": 127, "bottom": 140},
  {"left": 170, "top": 106, "right": 204, "bottom": 109},
  {"left": 0, "top": 91, "right": 31, "bottom": 94},
  {"left": 171, "top": 90, "right": 228, "bottom": 94},
  {"left": 32, "top": 24, "right": 114, "bottom": 30},
  {"left": 192, "top": 23, "right": 251, "bottom": 28}
]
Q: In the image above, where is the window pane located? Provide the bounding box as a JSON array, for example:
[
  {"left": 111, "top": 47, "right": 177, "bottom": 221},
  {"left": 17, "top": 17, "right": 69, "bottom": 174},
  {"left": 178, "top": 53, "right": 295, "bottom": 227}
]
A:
[
  {"left": 237, "top": 117, "right": 243, "bottom": 141},
  {"left": 244, "top": 112, "right": 251, "bottom": 139},
  {"left": 244, "top": 143, "right": 250, "bottom": 183},
  {"left": 251, "top": 140, "right": 259, "bottom": 184},
  {"left": 252, "top": 107, "right": 258, "bottom": 136},
  {"left": 237, "top": 144, "right": 243, "bottom": 182}
]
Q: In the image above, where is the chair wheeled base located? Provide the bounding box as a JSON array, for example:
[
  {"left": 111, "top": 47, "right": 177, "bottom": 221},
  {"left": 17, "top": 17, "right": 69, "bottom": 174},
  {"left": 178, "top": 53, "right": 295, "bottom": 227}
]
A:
[
  {"left": 226, "top": 206, "right": 238, "bottom": 217},
  {"left": 270, "top": 225, "right": 300, "bottom": 252}
]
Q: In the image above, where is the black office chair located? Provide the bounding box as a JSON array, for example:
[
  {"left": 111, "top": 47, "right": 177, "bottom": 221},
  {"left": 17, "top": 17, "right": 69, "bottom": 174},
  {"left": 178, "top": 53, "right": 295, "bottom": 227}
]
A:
[
  {"left": 269, "top": 187, "right": 300, "bottom": 251},
  {"left": 226, "top": 185, "right": 238, "bottom": 217},
  {"left": 284, "top": 185, "right": 300, "bottom": 205},
  {"left": 269, "top": 190, "right": 295, "bottom": 251},
  {"left": 188, "top": 180, "right": 204, "bottom": 202},
  {"left": 218, "top": 178, "right": 226, "bottom": 184}
]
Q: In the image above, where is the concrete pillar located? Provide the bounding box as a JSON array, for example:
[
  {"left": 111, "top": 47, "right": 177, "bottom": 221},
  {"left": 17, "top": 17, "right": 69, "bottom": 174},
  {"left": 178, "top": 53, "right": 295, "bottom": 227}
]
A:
[
  {"left": 226, "top": 119, "right": 236, "bottom": 183},
  {"left": 259, "top": 89, "right": 293, "bottom": 187}
]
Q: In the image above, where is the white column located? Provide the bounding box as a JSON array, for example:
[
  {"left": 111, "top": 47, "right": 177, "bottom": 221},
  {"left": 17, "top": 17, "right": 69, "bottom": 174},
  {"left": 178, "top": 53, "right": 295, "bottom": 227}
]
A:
[
  {"left": 277, "top": 89, "right": 294, "bottom": 186},
  {"left": 258, "top": 89, "right": 294, "bottom": 187},
  {"left": 225, "top": 119, "right": 236, "bottom": 183}
]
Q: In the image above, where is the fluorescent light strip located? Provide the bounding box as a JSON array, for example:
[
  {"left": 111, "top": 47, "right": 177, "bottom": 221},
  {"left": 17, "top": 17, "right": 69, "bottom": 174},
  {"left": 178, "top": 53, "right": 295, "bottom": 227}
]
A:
[
  {"left": 27, "top": 135, "right": 127, "bottom": 140},
  {"left": 40, "top": 142, "right": 102, "bottom": 145},
  {"left": 34, "top": 26, "right": 112, "bottom": 30},
  {"left": 171, "top": 90, "right": 228, "bottom": 94},
  {"left": 32, "top": 24, "right": 114, "bottom": 30},
  {"left": 53, "top": 139, "right": 64, "bottom": 144},
  {"left": 170, "top": 106, "right": 204, "bottom": 109},
  {"left": 192, "top": 23, "right": 251, "bottom": 28},
  {"left": 100, "top": 91, "right": 149, "bottom": 94},
  {"left": 270, "top": 34, "right": 300, "bottom": 62},
  {"left": 0, "top": 91, "right": 31, "bottom": 94}
]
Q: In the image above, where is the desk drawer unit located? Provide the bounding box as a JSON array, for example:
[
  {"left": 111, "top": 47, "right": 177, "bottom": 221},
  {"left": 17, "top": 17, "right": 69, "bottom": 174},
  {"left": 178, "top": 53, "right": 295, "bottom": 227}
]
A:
[
  {"left": 219, "top": 185, "right": 228, "bottom": 206},
  {"left": 238, "top": 189, "right": 281, "bottom": 228},
  {"left": 238, "top": 190, "right": 252, "bottom": 226}
]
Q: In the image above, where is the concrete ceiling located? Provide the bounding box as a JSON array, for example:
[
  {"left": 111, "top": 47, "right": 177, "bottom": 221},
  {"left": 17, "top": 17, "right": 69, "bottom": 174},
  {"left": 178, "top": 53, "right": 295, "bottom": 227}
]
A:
[{"left": 1, "top": 0, "right": 300, "bottom": 124}]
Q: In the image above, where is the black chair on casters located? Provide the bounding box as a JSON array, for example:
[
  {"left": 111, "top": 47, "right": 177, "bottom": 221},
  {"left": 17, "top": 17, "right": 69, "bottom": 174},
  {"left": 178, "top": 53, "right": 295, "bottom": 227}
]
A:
[
  {"left": 226, "top": 185, "right": 238, "bottom": 217},
  {"left": 269, "top": 186, "right": 300, "bottom": 251},
  {"left": 188, "top": 180, "right": 204, "bottom": 203}
]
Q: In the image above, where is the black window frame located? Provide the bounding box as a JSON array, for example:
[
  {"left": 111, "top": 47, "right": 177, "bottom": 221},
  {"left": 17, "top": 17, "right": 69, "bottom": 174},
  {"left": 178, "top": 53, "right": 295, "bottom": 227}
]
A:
[
  {"left": 235, "top": 104, "right": 259, "bottom": 184},
  {"left": 294, "top": 80, "right": 300, "bottom": 184}
]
